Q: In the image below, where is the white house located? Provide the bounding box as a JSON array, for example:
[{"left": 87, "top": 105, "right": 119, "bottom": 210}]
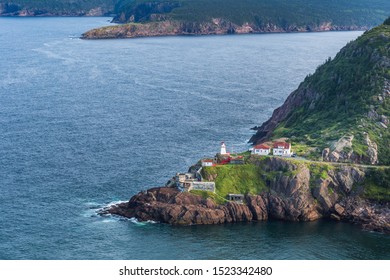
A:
[
  {"left": 273, "top": 142, "right": 292, "bottom": 156},
  {"left": 201, "top": 159, "right": 214, "bottom": 167},
  {"left": 252, "top": 144, "right": 271, "bottom": 155}
]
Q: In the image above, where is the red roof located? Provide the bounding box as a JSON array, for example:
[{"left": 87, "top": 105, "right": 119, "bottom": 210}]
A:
[
  {"left": 202, "top": 159, "right": 214, "bottom": 162},
  {"left": 254, "top": 144, "right": 271, "bottom": 149},
  {"left": 273, "top": 142, "right": 291, "bottom": 149}
]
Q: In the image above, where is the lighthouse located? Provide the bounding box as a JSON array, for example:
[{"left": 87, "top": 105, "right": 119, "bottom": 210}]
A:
[{"left": 220, "top": 142, "right": 227, "bottom": 155}]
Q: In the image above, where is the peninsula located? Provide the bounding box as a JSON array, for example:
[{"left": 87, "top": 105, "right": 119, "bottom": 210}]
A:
[
  {"left": 2, "top": 1, "right": 389, "bottom": 39},
  {"left": 102, "top": 19, "right": 390, "bottom": 233},
  {"left": 80, "top": 0, "right": 390, "bottom": 39}
]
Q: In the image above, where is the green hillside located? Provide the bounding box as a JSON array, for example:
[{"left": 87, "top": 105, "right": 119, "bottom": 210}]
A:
[
  {"left": 114, "top": 0, "right": 389, "bottom": 27},
  {"left": 2, "top": 0, "right": 388, "bottom": 27},
  {"left": 251, "top": 18, "right": 390, "bottom": 165},
  {"left": 0, "top": 0, "right": 117, "bottom": 16}
]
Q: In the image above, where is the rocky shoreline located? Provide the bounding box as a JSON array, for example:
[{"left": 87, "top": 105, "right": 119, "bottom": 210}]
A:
[
  {"left": 81, "top": 20, "right": 368, "bottom": 39},
  {"left": 103, "top": 186, "right": 389, "bottom": 233},
  {"left": 102, "top": 157, "right": 389, "bottom": 234}
]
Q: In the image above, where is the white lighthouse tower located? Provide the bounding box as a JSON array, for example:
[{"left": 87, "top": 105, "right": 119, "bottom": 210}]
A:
[{"left": 220, "top": 142, "right": 227, "bottom": 155}]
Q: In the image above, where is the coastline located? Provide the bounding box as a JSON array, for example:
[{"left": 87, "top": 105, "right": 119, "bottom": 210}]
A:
[
  {"left": 81, "top": 20, "right": 369, "bottom": 39},
  {"left": 102, "top": 156, "right": 390, "bottom": 234}
]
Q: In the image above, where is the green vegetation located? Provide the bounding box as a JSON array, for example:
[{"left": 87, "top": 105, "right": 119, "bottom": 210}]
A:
[
  {"left": 307, "top": 162, "right": 333, "bottom": 187},
  {"left": 202, "top": 164, "right": 267, "bottom": 198},
  {"left": 268, "top": 23, "right": 390, "bottom": 164},
  {"left": 189, "top": 190, "right": 226, "bottom": 205},
  {"left": 200, "top": 157, "right": 337, "bottom": 198},
  {"left": 363, "top": 168, "right": 390, "bottom": 201},
  {"left": 113, "top": 0, "right": 390, "bottom": 27},
  {"left": 198, "top": 154, "right": 389, "bottom": 203},
  {"left": 0, "top": 0, "right": 117, "bottom": 15}
]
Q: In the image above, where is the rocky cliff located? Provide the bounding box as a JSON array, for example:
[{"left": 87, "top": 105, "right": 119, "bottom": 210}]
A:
[{"left": 103, "top": 157, "right": 389, "bottom": 233}]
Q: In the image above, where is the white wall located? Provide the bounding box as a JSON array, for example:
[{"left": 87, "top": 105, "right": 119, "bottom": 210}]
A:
[{"left": 252, "top": 149, "right": 270, "bottom": 155}]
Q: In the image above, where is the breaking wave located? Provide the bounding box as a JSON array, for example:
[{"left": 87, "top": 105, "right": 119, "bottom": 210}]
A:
[
  {"left": 129, "top": 217, "right": 157, "bottom": 225},
  {"left": 83, "top": 201, "right": 157, "bottom": 225}
]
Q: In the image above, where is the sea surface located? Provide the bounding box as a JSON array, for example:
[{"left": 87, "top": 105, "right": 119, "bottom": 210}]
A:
[{"left": 0, "top": 17, "right": 388, "bottom": 260}]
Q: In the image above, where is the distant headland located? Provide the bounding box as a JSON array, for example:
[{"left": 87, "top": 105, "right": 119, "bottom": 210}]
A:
[
  {"left": 1, "top": 1, "right": 389, "bottom": 39},
  {"left": 80, "top": 0, "right": 389, "bottom": 39}
]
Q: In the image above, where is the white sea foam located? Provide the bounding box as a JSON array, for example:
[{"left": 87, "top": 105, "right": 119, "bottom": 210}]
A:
[
  {"left": 88, "top": 207, "right": 158, "bottom": 225},
  {"left": 129, "top": 217, "right": 157, "bottom": 225},
  {"left": 82, "top": 200, "right": 127, "bottom": 218},
  {"left": 105, "top": 200, "right": 128, "bottom": 208}
]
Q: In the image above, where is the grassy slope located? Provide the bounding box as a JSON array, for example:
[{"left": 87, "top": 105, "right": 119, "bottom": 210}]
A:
[
  {"left": 363, "top": 167, "right": 390, "bottom": 201},
  {"left": 202, "top": 164, "right": 267, "bottom": 198},
  {"left": 201, "top": 158, "right": 389, "bottom": 203},
  {"left": 271, "top": 23, "right": 390, "bottom": 164},
  {"left": 115, "top": 0, "right": 390, "bottom": 27}
]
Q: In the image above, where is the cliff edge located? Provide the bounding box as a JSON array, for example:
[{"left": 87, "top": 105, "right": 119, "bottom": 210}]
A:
[{"left": 103, "top": 157, "right": 389, "bottom": 233}]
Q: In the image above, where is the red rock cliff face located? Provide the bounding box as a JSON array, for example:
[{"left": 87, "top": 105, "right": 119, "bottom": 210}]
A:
[
  {"left": 106, "top": 185, "right": 388, "bottom": 233},
  {"left": 107, "top": 187, "right": 254, "bottom": 225},
  {"left": 106, "top": 157, "right": 324, "bottom": 225}
]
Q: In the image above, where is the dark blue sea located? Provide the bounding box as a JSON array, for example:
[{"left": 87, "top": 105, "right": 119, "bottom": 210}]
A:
[{"left": 0, "top": 17, "right": 388, "bottom": 260}]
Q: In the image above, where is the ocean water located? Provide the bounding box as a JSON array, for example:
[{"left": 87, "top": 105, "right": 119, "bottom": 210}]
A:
[{"left": 0, "top": 17, "right": 388, "bottom": 260}]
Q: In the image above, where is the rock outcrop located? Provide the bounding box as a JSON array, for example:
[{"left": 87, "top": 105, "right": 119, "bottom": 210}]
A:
[
  {"left": 333, "top": 197, "right": 390, "bottom": 233},
  {"left": 102, "top": 157, "right": 389, "bottom": 233},
  {"left": 106, "top": 187, "right": 253, "bottom": 225},
  {"left": 322, "top": 135, "right": 354, "bottom": 162},
  {"left": 263, "top": 158, "right": 321, "bottom": 221},
  {"left": 321, "top": 134, "right": 379, "bottom": 165}
]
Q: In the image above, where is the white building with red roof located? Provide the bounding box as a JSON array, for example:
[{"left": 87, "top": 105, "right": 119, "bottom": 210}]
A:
[
  {"left": 273, "top": 142, "right": 292, "bottom": 156},
  {"left": 201, "top": 159, "right": 214, "bottom": 167},
  {"left": 251, "top": 143, "right": 271, "bottom": 156}
]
